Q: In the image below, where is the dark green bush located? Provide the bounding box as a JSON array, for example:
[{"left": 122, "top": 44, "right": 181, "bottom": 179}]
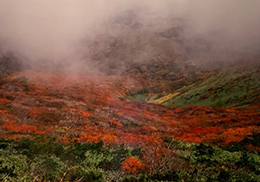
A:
[{"left": 0, "top": 136, "right": 260, "bottom": 181}]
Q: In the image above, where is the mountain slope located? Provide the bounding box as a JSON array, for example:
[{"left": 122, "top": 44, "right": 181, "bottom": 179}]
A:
[
  {"left": 128, "top": 64, "right": 260, "bottom": 108},
  {"left": 0, "top": 70, "right": 259, "bottom": 146}
]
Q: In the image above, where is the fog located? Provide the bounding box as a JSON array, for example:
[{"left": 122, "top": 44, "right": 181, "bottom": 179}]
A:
[{"left": 0, "top": 0, "right": 260, "bottom": 71}]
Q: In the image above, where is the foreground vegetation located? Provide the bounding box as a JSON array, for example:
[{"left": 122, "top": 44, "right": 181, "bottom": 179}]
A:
[{"left": 0, "top": 135, "right": 259, "bottom": 181}]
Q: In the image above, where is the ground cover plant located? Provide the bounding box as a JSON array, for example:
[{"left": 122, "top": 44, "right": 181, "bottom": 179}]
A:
[{"left": 0, "top": 135, "right": 260, "bottom": 181}]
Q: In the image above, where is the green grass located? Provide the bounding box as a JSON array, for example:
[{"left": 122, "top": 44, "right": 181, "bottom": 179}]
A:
[
  {"left": 127, "top": 68, "right": 260, "bottom": 108},
  {"left": 127, "top": 94, "right": 147, "bottom": 102},
  {"left": 157, "top": 68, "right": 260, "bottom": 108}
]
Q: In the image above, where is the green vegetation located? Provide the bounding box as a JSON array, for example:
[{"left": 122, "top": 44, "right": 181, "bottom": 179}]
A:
[
  {"left": 165, "top": 69, "right": 260, "bottom": 107},
  {"left": 0, "top": 136, "right": 143, "bottom": 182},
  {"left": 127, "top": 94, "right": 147, "bottom": 102},
  {"left": 161, "top": 138, "right": 260, "bottom": 182},
  {"left": 0, "top": 135, "right": 260, "bottom": 181},
  {"left": 134, "top": 68, "right": 260, "bottom": 108}
]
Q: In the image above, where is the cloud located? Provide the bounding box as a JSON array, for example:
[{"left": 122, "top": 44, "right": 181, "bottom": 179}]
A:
[{"left": 0, "top": 0, "right": 259, "bottom": 71}]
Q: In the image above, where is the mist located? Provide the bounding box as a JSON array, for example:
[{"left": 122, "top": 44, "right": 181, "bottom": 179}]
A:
[{"left": 0, "top": 0, "right": 260, "bottom": 72}]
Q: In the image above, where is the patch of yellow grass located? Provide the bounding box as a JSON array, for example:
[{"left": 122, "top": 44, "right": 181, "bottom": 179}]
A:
[{"left": 152, "top": 92, "right": 180, "bottom": 104}]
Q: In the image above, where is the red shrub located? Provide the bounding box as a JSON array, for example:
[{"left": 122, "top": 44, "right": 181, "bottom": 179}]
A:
[
  {"left": 121, "top": 157, "right": 145, "bottom": 174},
  {"left": 1, "top": 122, "right": 46, "bottom": 134}
]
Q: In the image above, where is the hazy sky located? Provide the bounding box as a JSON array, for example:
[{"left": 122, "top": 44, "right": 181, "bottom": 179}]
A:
[{"left": 0, "top": 0, "right": 259, "bottom": 68}]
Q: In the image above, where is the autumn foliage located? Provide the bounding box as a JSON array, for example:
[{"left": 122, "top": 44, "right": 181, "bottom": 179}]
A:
[
  {"left": 1, "top": 122, "right": 46, "bottom": 134},
  {"left": 121, "top": 157, "right": 145, "bottom": 174},
  {"left": 0, "top": 70, "right": 260, "bottom": 158}
]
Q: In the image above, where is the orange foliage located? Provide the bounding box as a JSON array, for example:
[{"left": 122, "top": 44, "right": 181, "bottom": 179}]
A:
[
  {"left": 224, "top": 127, "right": 254, "bottom": 136},
  {"left": 1, "top": 70, "right": 260, "bottom": 151},
  {"left": 192, "top": 127, "right": 221, "bottom": 134},
  {"left": 176, "top": 127, "right": 222, "bottom": 143},
  {"left": 224, "top": 136, "right": 244, "bottom": 145},
  {"left": 28, "top": 108, "right": 41, "bottom": 118},
  {"left": 101, "top": 134, "right": 118, "bottom": 144},
  {"left": 1, "top": 122, "right": 46, "bottom": 134},
  {"left": 79, "top": 110, "right": 91, "bottom": 117},
  {"left": 0, "top": 110, "right": 8, "bottom": 115},
  {"left": 179, "top": 134, "right": 202, "bottom": 143},
  {"left": 0, "top": 97, "right": 10, "bottom": 103},
  {"left": 121, "top": 157, "right": 145, "bottom": 174},
  {"left": 221, "top": 127, "right": 256, "bottom": 145},
  {"left": 84, "top": 125, "right": 105, "bottom": 133},
  {"left": 111, "top": 119, "right": 123, "bottom": 127},
  {"left": 117, "top": 132, "right": 143, "bottom": 145},
  {"left": 77, "top": 134, "right": 100, "bottom": 143}
]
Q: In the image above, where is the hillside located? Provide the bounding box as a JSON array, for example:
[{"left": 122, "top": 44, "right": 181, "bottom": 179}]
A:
[
  {"left": 0, "top": 6, "right": 260, "bottom": 182},
  {"left": 130, "top": 63, "right": 260, "bottom": 108},
  {"left": 0, "top": 67, "right": 260, "bottom": 181}
]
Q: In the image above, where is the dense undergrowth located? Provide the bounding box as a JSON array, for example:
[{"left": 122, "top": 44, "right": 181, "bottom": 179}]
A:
[
  {"left": 0, "top": 135, "right": 260, "bottom": 182},
  {"left": 0, "top": 135, "right": 143, "bottom": 182}
]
